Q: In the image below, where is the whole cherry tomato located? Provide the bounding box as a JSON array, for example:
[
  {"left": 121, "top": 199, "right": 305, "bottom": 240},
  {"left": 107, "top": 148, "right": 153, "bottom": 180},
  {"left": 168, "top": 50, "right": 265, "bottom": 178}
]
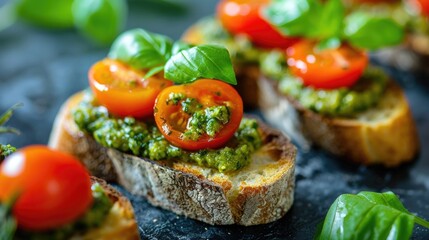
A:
[
  {"left": 217, "top": 0, "right": 299, "bottom": 49},
  {"left": 0, "top": 146, "right": 93, "bottom": 231},
  {"left": 154, "top": 79, "right": 243, "bottom": 151},
  {"left": 408, "top": 0, "right": 429, "bottom": 17},
  {"left": 287, "top": 40, "right": 368, "bottom": 89},
  {"left": 89, "top": 59, "right": 173, "bottom": 118}
]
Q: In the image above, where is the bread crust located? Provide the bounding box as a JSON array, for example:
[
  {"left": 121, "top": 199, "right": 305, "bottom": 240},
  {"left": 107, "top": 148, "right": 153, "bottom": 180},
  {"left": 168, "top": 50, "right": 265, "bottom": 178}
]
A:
[
  {"left": 49, "top": 92, "right": 296, "bottom": 226},
  {"left": 258, "top": 75, "right": 419, "bottom": 166}
]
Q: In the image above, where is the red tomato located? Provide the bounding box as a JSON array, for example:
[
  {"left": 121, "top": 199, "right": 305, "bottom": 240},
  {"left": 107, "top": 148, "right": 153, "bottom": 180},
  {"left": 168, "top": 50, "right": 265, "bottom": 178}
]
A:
[
  {"left": 286, "top": 40, "right": 369, "bottom": 89},
  {"left": 408, "top": 0, "right": 429, "bottom": 17},
  {"left": 217, "top": 0, "right": 299, "bottom": 49},
  {"left": 0, "top": 146, "right": 93, "bottom": 231},
  {"left": 154, "top": 79, "right": 243, "bottom": 151},
  {"left": 89, "top": 59, "right": 173, "bottom": 118}
]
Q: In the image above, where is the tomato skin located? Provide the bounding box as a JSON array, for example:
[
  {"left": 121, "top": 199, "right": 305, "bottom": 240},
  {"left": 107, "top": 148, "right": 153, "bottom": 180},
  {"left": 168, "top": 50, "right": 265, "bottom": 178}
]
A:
[
  {"left": 408, "top": 0, "right": 429, "bottom": 17},
  {"left": 217, "top": 0, "right": 299, "bottom": 49},
  {"left": 286, "top": 40, "right": 369, "bottom": 89},
  {"left": 89, "top": 59, "right": 173, "bottom": 118},
  {"left": 0, "top": 146, "right": 93, "bottom": 231},
  {"left": 154, "top": 79, "right": 243, "bottom": 151}
]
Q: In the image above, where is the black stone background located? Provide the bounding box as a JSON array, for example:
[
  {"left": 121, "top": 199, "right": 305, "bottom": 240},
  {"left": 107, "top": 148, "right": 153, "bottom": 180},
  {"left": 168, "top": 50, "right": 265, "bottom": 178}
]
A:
[{"left": 0, "top": 0, "right": 428, "bottom": 239}]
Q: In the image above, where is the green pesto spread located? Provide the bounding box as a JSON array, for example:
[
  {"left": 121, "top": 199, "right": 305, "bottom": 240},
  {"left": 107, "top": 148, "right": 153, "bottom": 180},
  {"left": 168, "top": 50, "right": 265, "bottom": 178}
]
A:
[
  {"left": 165, "top": 92, "right": 230, "bottom": 141},
  {"left": 73, "top": 93, "right": 262, "bottom": 172},
  {"left": 0, "top": 144, "right": 16, "bottom": 161},
  {"left": 16, "top": 183, "right": 113, "bottom": 240},
  {"left": 193, "top": 17, "right": 263, "bottom": 64},
  {"left": 261, "top": 51, "right": 388, "bottom": 117}
]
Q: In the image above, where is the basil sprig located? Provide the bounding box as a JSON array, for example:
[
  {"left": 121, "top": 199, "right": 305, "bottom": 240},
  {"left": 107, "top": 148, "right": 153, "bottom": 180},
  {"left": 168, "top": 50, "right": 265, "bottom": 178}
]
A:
[
  {"left": 263, "top": 0, "right": 404, "bottom": 50},
  {"left": 108, "top": 29, "right": 237, "bottom": 85},
  {"left": 316, "top": 191, "right": 429, "bottom": 240}
]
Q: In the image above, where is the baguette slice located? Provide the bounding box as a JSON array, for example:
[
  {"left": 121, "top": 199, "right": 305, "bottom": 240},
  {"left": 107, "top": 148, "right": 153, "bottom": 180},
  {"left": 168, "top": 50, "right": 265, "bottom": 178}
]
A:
[
  {"left": 78, "top": 177, "right": 140, "bottom": 240},
  {"left": 182, "top": 22, "right": 261, "bottom": 109},
  {"left": 49, "top": 92, "right": 296, "bottom": 226},
  {"left": 259, "top": 75, "right": 419, "bottom": 167}
]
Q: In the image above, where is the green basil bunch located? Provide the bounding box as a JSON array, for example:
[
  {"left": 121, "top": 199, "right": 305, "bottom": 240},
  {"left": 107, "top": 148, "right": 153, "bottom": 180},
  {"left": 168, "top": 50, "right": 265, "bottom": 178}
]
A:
[
  {"left": 108, "top": 29, "right": 237, "bottom": 85},
  {"left": 263, "top": 0, "right": 404, "bottom": 50},
  {"left": 316, "top": 191, "right": 429, "bottom": 240},
  {"left": 13, "top": 0, "right": 127, "bottom": 45}
]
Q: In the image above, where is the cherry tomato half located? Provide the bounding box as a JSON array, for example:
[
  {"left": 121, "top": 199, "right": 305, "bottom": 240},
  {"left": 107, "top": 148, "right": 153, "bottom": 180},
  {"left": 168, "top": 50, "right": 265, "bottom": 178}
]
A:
[
  {"left": 0, "top": 146, "right": 92, "bottom": 231},
  {"left": 287, "top": 40, "right": 369, "bottom": 89},
  {"left": 89, "top": 59, "right": 173, "bottom": 118},
  {"left": 154, "top": 79, "right": 243, "bottom": 151},
  {"left": 217, "top": 0, "right": 299, "bottom": 49},
  {"left": 408, "top": 0, "right": 429, "bottom": 17}
]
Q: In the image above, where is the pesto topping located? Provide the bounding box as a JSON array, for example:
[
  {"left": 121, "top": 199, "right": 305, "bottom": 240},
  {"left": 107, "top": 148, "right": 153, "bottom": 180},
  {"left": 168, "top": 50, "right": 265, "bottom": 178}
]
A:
[
  {"left": 193, "top": 17, "right": 263, "bottom": 64},
  {"left": 0, "top": 144, "right": 16, "bottom": 161},
  {"left": 14, "top": 183, "right": 113, "bottom": 240},
  {"left": 261, "top": 51, "right": 388, "bottom": 117},
  {"left": 73, "top": 93, "right": 262, "bottom": 172}
]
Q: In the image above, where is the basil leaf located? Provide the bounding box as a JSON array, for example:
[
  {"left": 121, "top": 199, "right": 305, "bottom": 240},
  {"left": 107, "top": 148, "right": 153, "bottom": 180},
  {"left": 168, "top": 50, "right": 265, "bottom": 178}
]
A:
[
  {"left": 316, "top": 0, "right": 344, "bottom": 39},
  {"left": 109, "top": 28, "right": 173, "bottom": 70},
  {"left": 263, "top": 0, "right": 322, "bottom": 38},
  {"left": 73, "top": 0, "right": 127, "bottom": 45},
  {"left": 316, "top": 38, "right": 341, "bottom": 51},
  {"left": 15, "top": 0, "right": 74, "bottom": 29},
  {"left": 164, "top": 45, "right": 237, "bottom": 85},
  {"left": 344, "top": 12, "right": 404, "bottom": 50},
  {"left": 316, "top": 191, "right": 429, "bottom": 240},
  {"left": 0, "top": 201, "right": 17, "bottom": 240}
]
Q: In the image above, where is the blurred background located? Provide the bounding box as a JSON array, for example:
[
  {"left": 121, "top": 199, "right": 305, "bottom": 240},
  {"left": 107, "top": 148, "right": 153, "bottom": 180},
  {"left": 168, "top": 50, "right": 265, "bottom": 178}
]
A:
[{"left": 1, "top": 0, "right": 429, "bottom": 239}]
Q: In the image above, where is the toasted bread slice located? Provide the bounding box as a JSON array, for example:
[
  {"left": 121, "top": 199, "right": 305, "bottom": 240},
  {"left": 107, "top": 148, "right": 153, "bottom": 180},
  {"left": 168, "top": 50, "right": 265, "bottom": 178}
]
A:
[
  {"left": 182, "top": 22, "right": 261, "bottom": 109},
  {"left": 78, "top": 177, "right": 140, "bottom": 240},
  {"left": 259, "top": 75, "right": 419, "bottom": 166},
  {"left": 49, "top": 92, "right": 296, "bottom": 226}
]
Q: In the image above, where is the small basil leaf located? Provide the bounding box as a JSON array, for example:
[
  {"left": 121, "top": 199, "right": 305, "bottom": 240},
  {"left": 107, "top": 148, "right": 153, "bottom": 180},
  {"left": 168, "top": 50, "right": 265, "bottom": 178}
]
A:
[
  {"left": 0, "top": 199, "right": 17, "bottom": 240},
  {"left": 172, "top": 41, "right": 194, "bottom": 55},
  {"left": 73, "top": 0, "right": 127, "bottom": 45},
  {"left": 316, "top": 191, "right": 429, "bottom": 240},
  {"left": 316, "top": 0, "right": 344, "bottom": 39},
  {"left": 263, "top": 0, "right": 322, "bottom": 38},
  {"left": 15, "top": 0, "right": 74, "bottom": 29},
  {"left": 109, "top": 28, "right": 173, "bottom": 70},
  {"left": 316, "top": 38, "right": 341, "bottom": 51},
  {"left": 164, "top": 45, "right": 237, "bottom": 85},
  {"left": 344, "top": 12, "right": 404, "bottom": 50}
]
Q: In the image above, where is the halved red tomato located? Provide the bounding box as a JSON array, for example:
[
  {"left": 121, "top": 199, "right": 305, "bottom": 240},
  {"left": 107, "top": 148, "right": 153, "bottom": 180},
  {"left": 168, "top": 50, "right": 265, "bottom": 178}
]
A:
[
  {"left": 0, "top": 146, "right": 92, "bottom": 231},
  {"left": 154, "top": 79, "right": 243, "bottom": 151},
  {"left": 286, "top": 40, "right": 369, "bottom": 89},
  {"left": 89, "top": 59, "right": 173, "bottom": 118},
  {"left": 217, "top": 0, "right": 299, "bottom": 49}
]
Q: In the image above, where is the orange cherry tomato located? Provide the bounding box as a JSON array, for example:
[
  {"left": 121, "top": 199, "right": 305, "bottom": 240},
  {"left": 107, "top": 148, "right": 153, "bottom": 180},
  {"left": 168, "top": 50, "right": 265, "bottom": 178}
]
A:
[
  {"left": 0, "top": 146, "right": 92, "bottom": 231},
  {"left": 154, "top": 79, "right": 243, "bottom": 151},
  {"left": 408, "top": 0, "right": 429, "bottom": 17},
  {"left": 286, "top": 40, "right": 369, "bottom": 89},
  {"left": 217, "top": 0, "right": 299, "bottom": 49},
  {"left": 89, "top": 59, "right": 173, "bottom": 118}
]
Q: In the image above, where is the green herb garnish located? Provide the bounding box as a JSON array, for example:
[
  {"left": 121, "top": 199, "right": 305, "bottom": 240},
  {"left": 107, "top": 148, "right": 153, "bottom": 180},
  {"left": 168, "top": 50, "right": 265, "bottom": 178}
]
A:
[
  {"left": 108, "top": 29, "right": 237, "bottom": 85},
  {"left": 315, "top": 191, "right": 429, "bottom": 240},
  {"left": 0, "top": 195, "right": 18, "bottom": 240},
  {"left": 263, "top": 0, "right": 404, "bottom": 50},
  {"left": 0, "top": 104, "right": 21, "bottom": 161}
]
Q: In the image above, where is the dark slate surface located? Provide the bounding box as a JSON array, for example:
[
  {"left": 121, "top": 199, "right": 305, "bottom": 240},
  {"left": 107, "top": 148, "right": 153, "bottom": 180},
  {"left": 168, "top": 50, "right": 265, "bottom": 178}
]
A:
[{"left": 1, "top": 1, "right": 428, "bottom": 239}]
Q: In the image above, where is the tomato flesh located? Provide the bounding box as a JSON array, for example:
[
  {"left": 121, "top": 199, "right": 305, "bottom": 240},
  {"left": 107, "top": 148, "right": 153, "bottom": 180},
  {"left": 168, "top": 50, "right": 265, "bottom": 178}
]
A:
[
  {"left": 154, "top": 79, "right": 243, "bottom": 151},
  {"left": 217, "top": 0, "right": 299, "bottom": 49},
  {"left": 0, "top": 146, "right": 92, "bottom": 231},
  {"left": 287, "top": 40, "right": 369, "bottom": 89},
  {"left": 89, "top": 59, "right": 173, "bottom": 118}
]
